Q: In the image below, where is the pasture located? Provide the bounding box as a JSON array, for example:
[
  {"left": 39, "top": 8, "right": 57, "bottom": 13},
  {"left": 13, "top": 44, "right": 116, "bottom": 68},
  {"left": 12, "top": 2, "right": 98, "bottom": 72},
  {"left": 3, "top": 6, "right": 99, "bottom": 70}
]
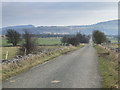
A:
[
  {"left": 1, "top": 37, "right": 62, "bottom": 59},
  {"left": 36, "top": 38, "right": 61, "bottom": 45},
  {"left": 107, "top": 36, "right": 118, "bottom": 43},
  {"left": 1, "top": 46, "right": 20, "bottom": 59},
  {"left": 1, "top": 37, "right": 62, "bottom": 46}
]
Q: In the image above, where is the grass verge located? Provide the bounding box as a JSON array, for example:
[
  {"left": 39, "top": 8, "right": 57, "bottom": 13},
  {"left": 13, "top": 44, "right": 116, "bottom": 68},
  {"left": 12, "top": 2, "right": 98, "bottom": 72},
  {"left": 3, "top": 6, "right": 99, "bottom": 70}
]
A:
[
  {"left": 94, "top": 45, "right": 118, "bottom": 88},
  {"left": 2, "top": 45, "right": 85, "bottom": 81}
]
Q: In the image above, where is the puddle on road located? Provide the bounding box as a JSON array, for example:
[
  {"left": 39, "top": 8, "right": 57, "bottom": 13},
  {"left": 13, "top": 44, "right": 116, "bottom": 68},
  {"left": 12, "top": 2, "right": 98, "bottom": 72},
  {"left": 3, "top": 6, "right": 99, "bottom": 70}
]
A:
[
  {"left": 10, "top": 80, "right": 15, "bottom": 83},
  {"left": 51, "top": 80, "right": 60, "bottom": 83}
]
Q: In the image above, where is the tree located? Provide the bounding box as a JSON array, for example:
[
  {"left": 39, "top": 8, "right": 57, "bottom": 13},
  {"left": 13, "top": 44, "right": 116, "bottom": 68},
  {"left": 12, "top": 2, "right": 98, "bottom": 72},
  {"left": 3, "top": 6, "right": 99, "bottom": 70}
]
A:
[
  {"left": 67, "top": 37, "right": 79, "bottom": 46},
  {"left": 61, "top": 37, "right": 67, "bottom": 45},
  {"left": 76, "top": 33, "right": 82, "bottom": 42},
  {"left": 76, "top": 33, "right": 89, "bottom": 43},
  {"left": 93, "top": 30, "right": 107, "bottom": 44},
  {"left": 19, "top": 31, "right": 37, "bottom": 55},
  {"left": 61, "top": 33, "right": 89, "bottom": 46},
  {"left": 6, "top": 29, "right": 21, "bottom": 46}
]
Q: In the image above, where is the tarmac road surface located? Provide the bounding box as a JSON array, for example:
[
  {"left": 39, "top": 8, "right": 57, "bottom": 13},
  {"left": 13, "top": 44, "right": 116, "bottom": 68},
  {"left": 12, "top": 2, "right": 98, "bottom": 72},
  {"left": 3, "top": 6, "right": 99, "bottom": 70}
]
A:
[{"left": 3, "top": 43, "right": 102, "bottom": 88}]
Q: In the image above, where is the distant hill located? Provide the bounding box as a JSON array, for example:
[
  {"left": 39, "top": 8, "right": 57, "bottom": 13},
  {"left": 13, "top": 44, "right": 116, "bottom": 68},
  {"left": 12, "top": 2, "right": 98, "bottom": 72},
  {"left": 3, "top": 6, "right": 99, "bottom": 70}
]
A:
[
  {"left": 2, "top": 25, "right": 35, "bottom": 29},
  {"left": 1, "top": 20, "right": 118, "bottom": 35}
]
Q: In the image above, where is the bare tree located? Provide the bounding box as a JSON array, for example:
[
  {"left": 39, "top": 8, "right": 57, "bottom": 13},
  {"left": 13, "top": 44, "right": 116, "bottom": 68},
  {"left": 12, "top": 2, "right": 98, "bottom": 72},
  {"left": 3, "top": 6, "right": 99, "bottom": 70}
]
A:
[{"left": 19, "top": 31, "right": 37, "bottom": 55}]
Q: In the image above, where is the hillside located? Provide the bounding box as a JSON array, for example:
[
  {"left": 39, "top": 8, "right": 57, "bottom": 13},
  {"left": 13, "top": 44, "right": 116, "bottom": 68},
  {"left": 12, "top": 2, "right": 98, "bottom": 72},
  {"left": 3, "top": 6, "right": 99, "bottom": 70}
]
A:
[{"left": 1, "top": 20, "right": 118, "bottom": 35}]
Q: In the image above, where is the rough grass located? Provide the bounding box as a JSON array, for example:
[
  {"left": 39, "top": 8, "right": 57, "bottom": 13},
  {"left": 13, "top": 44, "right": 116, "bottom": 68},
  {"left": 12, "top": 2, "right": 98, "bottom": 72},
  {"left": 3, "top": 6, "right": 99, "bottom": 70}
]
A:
[
  {"left": 2, "top": 45, "right": 85, "bottom": 81},
  {"left": 94, "top": 45, "right": 118, "bottom": 88}
]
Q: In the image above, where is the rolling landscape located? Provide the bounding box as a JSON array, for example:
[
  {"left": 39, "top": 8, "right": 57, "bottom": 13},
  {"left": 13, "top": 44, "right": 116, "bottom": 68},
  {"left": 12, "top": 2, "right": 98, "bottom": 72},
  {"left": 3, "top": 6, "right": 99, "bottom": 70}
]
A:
[
  {"left": 1, "top": 2, "right": 119, "bottom": 89},
  {"left": 1, "top": 20, "right": 118, "bottom": 35}
]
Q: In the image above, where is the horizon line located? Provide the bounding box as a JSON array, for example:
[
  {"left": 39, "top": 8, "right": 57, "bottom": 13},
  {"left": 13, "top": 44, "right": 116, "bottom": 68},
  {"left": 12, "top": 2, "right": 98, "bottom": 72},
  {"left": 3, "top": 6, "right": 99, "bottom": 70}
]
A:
[{"left": 1, "top": 19, "right": 118, "bottom": 28}]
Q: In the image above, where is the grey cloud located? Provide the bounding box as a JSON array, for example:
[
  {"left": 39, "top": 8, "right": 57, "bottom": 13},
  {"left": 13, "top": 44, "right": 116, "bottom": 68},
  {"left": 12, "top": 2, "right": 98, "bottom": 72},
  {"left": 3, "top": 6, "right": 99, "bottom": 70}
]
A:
[{"left": 2, "top": 2, "right": 117, "bottom": 27}]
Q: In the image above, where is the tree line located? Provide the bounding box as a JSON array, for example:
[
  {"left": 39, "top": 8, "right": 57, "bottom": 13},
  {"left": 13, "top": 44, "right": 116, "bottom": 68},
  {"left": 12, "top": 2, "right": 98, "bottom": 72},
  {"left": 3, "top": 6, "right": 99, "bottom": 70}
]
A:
[
  {"left": 5, "top": 29, "right": 107, "bottom": 55},
  {"left": 61, "top": 33, "right": 90, "bottom": 46},
  {"left": 33, "top": 34, "right": 74, "bottom": 38}
]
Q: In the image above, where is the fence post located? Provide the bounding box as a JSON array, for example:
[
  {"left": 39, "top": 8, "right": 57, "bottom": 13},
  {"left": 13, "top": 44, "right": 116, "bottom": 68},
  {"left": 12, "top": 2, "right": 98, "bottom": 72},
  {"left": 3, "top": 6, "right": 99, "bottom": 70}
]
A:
[{"left": 5, "top": 51, "right": 8, "bottom": 59}]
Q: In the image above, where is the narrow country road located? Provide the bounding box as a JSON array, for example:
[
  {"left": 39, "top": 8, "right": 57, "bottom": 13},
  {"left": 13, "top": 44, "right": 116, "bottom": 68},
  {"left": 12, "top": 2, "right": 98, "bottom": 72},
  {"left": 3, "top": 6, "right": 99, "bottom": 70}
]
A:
[{"left": 3, "top": 43, "right": 102, "bottom": 88}]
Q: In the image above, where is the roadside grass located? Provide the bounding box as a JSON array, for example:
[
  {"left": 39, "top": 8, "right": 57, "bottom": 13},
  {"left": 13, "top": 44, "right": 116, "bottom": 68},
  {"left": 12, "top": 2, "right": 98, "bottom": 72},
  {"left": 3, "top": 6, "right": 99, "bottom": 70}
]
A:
[
  {"left": 2, "top": 45, "right": 85, "bottom": 81},
  {"left": 94, "top": 45, "right": 118, "bottom": 88}
]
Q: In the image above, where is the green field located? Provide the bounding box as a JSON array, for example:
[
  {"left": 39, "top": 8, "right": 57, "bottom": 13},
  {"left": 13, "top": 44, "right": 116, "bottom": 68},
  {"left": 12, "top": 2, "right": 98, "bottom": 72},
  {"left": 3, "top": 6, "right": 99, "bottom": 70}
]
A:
[
  {"left": 1, "top": 37, "right": 62, "bottom": 46},
  {"left": 1, "top": 46, "right": 20, "bottom": 59},
  {"left": 1, "top": 37, "right": 12, "bottom": 46},
  {"left": 36, "top": 38, "right": 61, "bottom": 45},
  {"left": 108, "top": 43, "right": 118, "bottom": 48},
  {"left": 1, "top": 37, "right": 62, "bottom": 59},
  {"left": 107, "top": 36, "right": 118, "bottom": 43}
]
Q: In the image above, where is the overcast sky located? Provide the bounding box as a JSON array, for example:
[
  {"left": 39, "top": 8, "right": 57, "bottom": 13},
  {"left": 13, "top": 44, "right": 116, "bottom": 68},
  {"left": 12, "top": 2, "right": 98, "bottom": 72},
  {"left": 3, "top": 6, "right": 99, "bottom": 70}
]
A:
[{"left": 2, "top": 2, "right": 118, "bottom": 27}]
